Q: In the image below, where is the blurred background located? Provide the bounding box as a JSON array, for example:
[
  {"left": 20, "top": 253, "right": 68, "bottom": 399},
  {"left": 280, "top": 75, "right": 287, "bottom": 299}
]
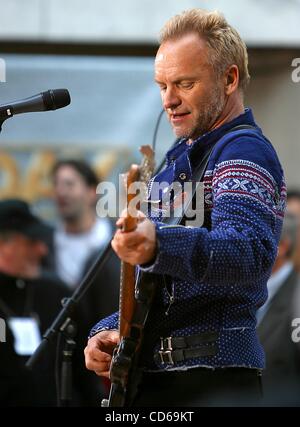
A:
[
  {"left": 0, "top": 0, "right": 299, "bottom": 221},
  {"left": 0, "top": 0, "right": 300, "bottom": 408}
]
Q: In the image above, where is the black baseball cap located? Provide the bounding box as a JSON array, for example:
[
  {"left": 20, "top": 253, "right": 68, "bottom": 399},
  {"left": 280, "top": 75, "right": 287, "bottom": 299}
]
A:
[{"left": 0, "top": 199, "right": 51, "bottom": 241}]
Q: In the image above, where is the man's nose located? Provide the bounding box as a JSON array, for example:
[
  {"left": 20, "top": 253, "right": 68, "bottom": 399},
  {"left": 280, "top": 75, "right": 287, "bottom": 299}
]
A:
[
  {"left": 54, "top": 182, "right": 67, "bottom": 195},
  {"left": 163, "top": 87, "right": 181, "bottom": 111}
]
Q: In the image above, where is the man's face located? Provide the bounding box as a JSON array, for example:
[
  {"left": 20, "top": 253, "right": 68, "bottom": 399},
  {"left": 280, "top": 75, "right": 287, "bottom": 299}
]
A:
[
  {"left": 53, "top": 166, "right": 96, "bottom": 221},
  {"left": 155, "top": 33, "right": 226, "bottom": 140},
  {"left": 0, "top": 234, "right": 48, "bottom": 279}
]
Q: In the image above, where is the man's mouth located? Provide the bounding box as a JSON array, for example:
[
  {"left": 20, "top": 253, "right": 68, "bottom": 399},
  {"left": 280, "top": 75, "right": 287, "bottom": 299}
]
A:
[
  {"left": 58, "top": 199, "right": 69, "bottom": 209},
  {"left": 170, "top": 112, "right": 191, "bottom": 123}
]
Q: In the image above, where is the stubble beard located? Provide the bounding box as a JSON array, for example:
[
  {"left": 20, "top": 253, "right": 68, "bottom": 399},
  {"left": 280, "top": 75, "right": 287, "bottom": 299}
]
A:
[{"left": 174, "top": 86, "right": 226, "bottom": 140}]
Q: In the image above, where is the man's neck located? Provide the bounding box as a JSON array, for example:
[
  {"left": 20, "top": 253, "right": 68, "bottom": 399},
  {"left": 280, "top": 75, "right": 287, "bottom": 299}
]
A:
[
  {"left": 64, "top": 214, "right": 96, "bottom": 234},
  {"left": 211, "top": 94, "right": 245, "bottom": 132},
  {"left": 187, "top": 94, "right": 245, "bottom": 145}
]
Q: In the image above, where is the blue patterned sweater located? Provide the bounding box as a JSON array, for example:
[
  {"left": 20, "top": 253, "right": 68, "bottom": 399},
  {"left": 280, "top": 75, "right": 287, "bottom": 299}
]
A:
[{"left": 90, "top": 109, "right": 286, "bottom": 371}]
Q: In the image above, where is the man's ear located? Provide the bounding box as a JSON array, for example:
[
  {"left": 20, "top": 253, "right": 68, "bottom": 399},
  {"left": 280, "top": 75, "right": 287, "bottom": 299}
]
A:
[{"left": 224, "top": 65, "right": 240, "bottom": 95}]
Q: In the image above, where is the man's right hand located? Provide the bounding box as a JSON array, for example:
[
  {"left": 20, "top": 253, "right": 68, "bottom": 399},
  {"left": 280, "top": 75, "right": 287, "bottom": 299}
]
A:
[{"left": 84, "top": 330, "right": 120, "bottom": 378}]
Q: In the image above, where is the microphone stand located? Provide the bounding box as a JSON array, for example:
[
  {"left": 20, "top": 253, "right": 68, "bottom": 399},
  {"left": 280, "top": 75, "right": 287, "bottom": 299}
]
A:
[{"left": 26, "top": 242, "right": 113, "bottom": 407}]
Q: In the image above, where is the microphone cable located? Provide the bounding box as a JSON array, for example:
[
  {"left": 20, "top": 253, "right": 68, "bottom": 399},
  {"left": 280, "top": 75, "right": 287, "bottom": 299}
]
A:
[{"left": 151, "top": 108, "right": 165, "bottom": 153}]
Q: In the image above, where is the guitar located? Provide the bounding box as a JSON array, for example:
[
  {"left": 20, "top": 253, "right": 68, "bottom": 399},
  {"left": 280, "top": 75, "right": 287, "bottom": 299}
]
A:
[{"left": 102, "top": 145, "right": 155, "bottom": 407}]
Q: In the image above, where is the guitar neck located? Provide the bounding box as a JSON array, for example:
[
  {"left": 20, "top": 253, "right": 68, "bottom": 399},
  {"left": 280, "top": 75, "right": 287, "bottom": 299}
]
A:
[
  {"left": 106, "top": 145, "right": 155, "bottom": 407},
  {"left": 119, "top": 260, "right": 136, "bottom": 338},
  {"left": 118, "top": 147, "right": 155, "bottom": 339}
]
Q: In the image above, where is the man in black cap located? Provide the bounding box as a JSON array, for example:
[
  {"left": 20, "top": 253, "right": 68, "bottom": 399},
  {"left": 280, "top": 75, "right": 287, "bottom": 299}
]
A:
[
  {"left": 0, "top": 199, "right": 52, "bottom": 279},
  {"left": 0, "top": 199, "right": 103, "bottom": 406}
]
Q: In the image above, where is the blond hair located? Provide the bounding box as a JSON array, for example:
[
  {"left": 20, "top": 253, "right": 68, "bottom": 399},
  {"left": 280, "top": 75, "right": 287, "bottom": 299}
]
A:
[{"left": 159, "top": 9, "right": 250, "bottom": 91}]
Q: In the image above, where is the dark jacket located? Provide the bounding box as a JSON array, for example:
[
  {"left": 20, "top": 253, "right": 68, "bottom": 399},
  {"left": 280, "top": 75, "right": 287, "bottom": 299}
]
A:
[
  {"left": 258, "top": 268, "right": 300, "bottom": 406},
  {"left": 0, "top": 271, "right": 103, "bottom": 407}
]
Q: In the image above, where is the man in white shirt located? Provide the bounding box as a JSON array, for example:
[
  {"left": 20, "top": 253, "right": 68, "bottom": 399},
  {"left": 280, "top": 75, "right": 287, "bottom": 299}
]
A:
[{"left": 52, "top": 159, "right": 112, "bottom": 288}]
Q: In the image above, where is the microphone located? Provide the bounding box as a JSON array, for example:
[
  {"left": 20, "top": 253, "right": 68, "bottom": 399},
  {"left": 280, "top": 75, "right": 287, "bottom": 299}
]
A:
[{"left": 0, "top": 89, "right": 71, "bottom": 118}]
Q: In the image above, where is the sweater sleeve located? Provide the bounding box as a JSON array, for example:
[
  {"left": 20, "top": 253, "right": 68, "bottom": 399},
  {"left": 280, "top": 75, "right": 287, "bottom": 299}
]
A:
[
  {"left": 140, "top": 136, "right": 285, "bottom": 286},
  {"left": 88, "top": 311, "right": 119, "bottom": 338}
]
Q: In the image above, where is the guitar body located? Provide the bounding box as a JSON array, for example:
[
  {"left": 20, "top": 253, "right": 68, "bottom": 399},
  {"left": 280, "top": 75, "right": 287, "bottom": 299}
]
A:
[
  {"left": 103, "top": 271, "right": 157, "bottom": 407},
  {"left": 106, "top": 335, "right": 140, "bottom": 407}
]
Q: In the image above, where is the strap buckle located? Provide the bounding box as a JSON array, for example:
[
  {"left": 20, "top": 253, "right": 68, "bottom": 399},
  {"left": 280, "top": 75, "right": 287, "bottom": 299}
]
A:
[{"left": 158, "top": 336, "right": 174, "bottom": 365}]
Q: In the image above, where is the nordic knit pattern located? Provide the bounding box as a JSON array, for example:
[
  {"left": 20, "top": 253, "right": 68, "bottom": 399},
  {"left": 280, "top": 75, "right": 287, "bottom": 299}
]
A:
[{"left": 90, "top": 109, "right": 286, "bottom": 372}]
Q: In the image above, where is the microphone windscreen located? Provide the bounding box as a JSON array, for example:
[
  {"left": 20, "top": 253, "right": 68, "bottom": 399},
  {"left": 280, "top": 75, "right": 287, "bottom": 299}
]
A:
[{"left": 42, "top": 89, "right": 71, "bottom": 111}]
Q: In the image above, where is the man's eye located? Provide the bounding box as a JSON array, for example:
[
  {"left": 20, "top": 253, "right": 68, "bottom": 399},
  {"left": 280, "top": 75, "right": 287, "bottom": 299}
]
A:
[{"left": 180, "top": 82, "right": 194, "bottom": 89}]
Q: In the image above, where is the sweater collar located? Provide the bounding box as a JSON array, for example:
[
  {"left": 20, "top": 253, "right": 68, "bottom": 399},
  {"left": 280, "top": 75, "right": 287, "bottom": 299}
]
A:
[{"left": 165, "top": 108, "right": 257, "bottom": 164}]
